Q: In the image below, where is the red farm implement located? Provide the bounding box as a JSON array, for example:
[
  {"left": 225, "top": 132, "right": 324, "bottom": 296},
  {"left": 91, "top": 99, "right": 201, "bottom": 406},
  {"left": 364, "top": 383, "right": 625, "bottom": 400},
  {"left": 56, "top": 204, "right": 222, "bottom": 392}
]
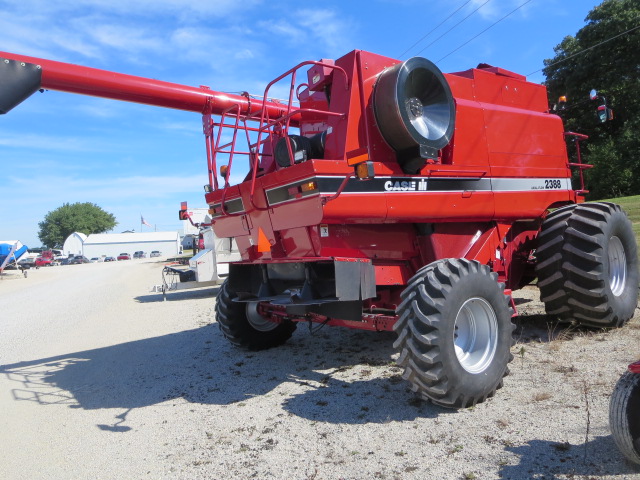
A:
[{"left": 1, "top": 49, "right": 637, "bottom": 408}]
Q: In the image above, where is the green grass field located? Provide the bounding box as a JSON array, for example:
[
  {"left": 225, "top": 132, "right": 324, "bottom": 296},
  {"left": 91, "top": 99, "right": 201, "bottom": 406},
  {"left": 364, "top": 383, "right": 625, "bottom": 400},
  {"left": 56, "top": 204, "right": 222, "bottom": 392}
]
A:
[{"left": 600, "top": 195, "right": 640, "bottom": 248}]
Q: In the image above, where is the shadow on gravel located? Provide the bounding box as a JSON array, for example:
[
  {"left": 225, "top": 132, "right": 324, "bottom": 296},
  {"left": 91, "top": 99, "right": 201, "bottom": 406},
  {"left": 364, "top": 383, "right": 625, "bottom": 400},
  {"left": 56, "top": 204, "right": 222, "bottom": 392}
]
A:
[
  {"left": 0, "top": 324, "right": 448, "bottom": 429},
  {"left": 499, "top": 436, "right": 639, "bottom": 479},
  {"left": 512, "top": 312, "right": 608, "bottom": 345},
  {"left": 134, "top": 286, "right": 220, "bottom": 303}
]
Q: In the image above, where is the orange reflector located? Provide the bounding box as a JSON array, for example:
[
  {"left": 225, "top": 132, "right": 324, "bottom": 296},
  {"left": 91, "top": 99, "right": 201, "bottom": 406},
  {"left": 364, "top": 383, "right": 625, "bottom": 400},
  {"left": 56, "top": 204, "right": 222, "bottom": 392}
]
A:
[
  {"left": 300, "top": 181, "right": 317, "bottom": 192},
  {"left": 220, "top": 165, "right": 229, "bottom": 178},
  {"left": 355, "top": 161, "right": 375, "bottom": 180},
  {"left": 257, "top": 227, "right": 271, "bottom": 252}
]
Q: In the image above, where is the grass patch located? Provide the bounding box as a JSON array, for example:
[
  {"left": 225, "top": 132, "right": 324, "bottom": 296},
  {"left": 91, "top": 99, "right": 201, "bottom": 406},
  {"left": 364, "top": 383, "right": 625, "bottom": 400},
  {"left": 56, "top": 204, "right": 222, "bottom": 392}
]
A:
[{"left": 599, "top": 195, "right": 640, "bottom": 253}]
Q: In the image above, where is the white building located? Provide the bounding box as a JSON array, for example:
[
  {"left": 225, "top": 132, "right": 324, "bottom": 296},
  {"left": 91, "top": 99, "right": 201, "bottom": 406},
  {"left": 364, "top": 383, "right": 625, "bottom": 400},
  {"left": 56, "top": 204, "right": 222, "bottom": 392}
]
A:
[
  {"left": 62, "top": 232, "right": 88, "bottom": 256},
  {"left": 80, "top": 231, "right": 181, "bottom": 258}
]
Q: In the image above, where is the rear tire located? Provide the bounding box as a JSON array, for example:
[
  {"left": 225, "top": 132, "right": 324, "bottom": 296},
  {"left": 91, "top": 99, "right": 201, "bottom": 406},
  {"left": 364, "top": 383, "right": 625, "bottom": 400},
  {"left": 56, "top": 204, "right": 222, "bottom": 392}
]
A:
[
  {"left": 610, "top": 371, "right": 640, "bottom": 464},
  {"left": 536, "top": 202, "right": 639, "bottom": 328},
  {"left": 215, "top": 279, "right": 296, "bottom": 350},
  {"left": 394, "top": 259, "right": 514, "bottom": 408}
]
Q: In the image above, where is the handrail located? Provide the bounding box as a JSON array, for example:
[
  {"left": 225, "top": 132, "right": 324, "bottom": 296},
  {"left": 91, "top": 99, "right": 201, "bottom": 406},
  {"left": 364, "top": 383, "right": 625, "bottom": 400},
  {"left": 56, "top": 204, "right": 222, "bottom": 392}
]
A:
[
  {"left": 564, "top": 131, "right": 591, "bottom": 195},
  {"left": 205, "top": 59, "right": 350, "bottom": 216}
]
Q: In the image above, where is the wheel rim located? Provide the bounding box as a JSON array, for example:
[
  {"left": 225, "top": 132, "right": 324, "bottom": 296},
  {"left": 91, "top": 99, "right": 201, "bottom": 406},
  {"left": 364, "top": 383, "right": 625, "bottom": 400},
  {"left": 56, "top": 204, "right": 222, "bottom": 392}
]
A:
[
  {"left": 246, "top": 302, "right": 278, "bottom": 332},
  {"left": 453, "top": 297, "right": 498, "bottom": 374},
  {"left": 609, "top": 236, "right": 627, "bottom": 297}
]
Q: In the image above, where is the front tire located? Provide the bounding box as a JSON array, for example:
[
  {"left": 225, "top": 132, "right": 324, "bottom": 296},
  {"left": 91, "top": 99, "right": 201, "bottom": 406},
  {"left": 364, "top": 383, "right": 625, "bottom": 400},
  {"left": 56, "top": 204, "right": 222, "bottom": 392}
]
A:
[
  {"left": 394, "top": 259, "right": 514, "bottom": 408},
  {"left": 610, "top": 371, "right": 640, "bottom": 464},
  {"left": 536, "top": 202, "right": 639, "bottom": 328},
  {"left": 215, "top": 279, "right": 296, "bottom": 350}
]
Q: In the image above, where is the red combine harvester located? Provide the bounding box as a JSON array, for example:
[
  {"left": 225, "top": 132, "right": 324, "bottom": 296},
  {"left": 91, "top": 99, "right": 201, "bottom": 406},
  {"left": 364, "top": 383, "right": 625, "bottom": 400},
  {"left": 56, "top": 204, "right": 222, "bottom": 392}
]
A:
[{"left": 1, "top": 50, "right": 638, "bottom": 408}]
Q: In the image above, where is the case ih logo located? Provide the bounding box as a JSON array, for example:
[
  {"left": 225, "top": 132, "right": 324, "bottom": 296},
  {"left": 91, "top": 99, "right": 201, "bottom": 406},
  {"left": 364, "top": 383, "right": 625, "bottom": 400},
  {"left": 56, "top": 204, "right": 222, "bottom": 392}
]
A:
[{"left": 384, "top": 179, "right": 428, "bottom": 191}]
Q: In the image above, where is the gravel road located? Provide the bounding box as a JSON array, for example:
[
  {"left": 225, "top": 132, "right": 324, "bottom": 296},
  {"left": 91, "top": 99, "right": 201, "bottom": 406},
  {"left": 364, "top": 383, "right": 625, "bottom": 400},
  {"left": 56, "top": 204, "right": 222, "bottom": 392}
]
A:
[{"left": 1, "top": 260, "right": 639, "bottom": 480}]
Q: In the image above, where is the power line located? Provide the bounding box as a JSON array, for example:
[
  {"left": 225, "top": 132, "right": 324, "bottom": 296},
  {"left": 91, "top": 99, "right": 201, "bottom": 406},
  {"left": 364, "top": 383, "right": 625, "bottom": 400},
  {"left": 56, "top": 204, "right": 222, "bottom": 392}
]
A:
[
  {"left": 398, "top": 0, "right": 474, "bottom": 59},
  {"left": 527, "top": 23, "right": 640, "bottom": 76},
  {"left": 436, "top": 0, "right": 533, "bottom": 64},
  {"left": 413, "top": 0, "right": 493, "bottom": 57}
]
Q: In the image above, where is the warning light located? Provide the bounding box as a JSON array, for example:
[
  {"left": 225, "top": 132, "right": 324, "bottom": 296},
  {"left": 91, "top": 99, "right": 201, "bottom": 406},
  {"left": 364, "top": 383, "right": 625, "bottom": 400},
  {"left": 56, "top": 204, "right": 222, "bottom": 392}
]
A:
[{"left": 300, "top": 181, "right": 317, "bottom": 192}]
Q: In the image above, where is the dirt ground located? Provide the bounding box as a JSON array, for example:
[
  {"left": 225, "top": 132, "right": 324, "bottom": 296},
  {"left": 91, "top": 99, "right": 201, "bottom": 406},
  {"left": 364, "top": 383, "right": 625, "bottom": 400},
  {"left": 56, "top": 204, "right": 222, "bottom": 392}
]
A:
[{"left": 0, "top": 260, "right": 639, "bottom": 480}]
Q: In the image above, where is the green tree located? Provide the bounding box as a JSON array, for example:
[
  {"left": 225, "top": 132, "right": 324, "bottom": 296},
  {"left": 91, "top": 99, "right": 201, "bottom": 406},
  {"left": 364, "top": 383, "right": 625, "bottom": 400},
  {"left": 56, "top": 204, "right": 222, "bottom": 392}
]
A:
[
  {"left": 38, "top": 202, "right": 117, "bottom": 248},
  {"left": 543, "top": 0, "right": 640, "bottom": 199}
]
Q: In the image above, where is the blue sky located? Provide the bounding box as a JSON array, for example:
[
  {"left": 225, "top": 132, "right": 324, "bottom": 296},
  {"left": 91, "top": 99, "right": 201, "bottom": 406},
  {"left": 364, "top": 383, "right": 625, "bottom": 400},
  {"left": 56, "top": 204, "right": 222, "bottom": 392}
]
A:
[{"left": 1, "top": 0, "right": 604, "bottom": 247}]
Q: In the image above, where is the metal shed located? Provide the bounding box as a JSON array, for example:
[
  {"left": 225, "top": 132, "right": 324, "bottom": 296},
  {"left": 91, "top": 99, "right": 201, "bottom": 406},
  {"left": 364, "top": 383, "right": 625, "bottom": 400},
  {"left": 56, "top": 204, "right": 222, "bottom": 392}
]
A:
[
  {"left": 82, "top": 231, "right": 181, "bottom": 259},
  {"left": 62, "top": 232, "right": 88, "bottom": 256}
]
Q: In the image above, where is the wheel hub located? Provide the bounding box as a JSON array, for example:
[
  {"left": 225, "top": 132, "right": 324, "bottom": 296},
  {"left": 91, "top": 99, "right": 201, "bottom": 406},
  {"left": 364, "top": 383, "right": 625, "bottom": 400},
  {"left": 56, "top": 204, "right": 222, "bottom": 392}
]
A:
[
  {"left": 453, "top": 297, "right": 498, "bottom": 374},
  {"left": 246, "top": 302, "right": 279, "bottom": 332},
  {"left": 609, "top": 235, "right": 627, "bottom": 297}
]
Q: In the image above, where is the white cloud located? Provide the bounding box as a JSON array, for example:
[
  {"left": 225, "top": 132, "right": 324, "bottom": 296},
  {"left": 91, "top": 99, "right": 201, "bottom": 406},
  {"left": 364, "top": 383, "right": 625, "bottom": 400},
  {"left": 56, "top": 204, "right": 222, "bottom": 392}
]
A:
[
  {"left": 0, "top": 133, "right": 99, "bottom": 152},
  {"left": 235, "top": 49, "right": 255, "bottom": 60},
  {"left": 257, "top": 8, "right": 355, "bottom": 57},
  {"left": 467, "top": 0, "right": 534, "bottom": 20},
  {"left": 0, "top": 0, "right": 264, "bottom": 18}
]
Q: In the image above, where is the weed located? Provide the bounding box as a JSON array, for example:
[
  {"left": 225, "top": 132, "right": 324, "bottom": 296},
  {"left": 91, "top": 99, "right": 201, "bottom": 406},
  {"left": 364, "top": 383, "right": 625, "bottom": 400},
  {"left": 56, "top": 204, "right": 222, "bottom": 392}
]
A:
[
  {"left": 553, "top": 442, "right": 571, "bottom": 452},
  {"left": 533, "top": 392, "right": 552, "bottom": 401},
  {"left": 554, "top": 365, "right": 577, "bottom": 374},
  {"left": 582, "top": 380, "right": 591, "bottom": 465},
  {"left": 448, "top": 444, "right": 463, "bottom": 455},
  {"left": 463, "top": 473, "right": 477, "bottom": 479},
  {"left": 518, "top": 346, "right": 526, "bottom": 359}
]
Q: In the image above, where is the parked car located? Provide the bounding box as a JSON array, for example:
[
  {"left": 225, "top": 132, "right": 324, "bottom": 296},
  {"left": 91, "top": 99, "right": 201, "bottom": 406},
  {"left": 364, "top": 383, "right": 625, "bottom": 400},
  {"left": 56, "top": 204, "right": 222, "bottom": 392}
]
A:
[
  {"left": 90, "top": 257, "right": 102, "bottom": 263},
  {"left": 35, "top": 256, "right": 54, "bottom": 267},
  {"left": 104, "top": 256, "right": 116, "bottom": 262},
  {"left": 150, "top": 250, "right": 161, "bottom": 257},
  {"left": 69, "top": 256, "right": 90, "bottom": 264},
  {"left": 17, "top": 257, "right": 36, "bottom": 269},
  {"left": 133, "top": 251, "right": 146, "bottom": 259},
  {"left": 117, "top": 253, "right": 131, "bottom": 260}
]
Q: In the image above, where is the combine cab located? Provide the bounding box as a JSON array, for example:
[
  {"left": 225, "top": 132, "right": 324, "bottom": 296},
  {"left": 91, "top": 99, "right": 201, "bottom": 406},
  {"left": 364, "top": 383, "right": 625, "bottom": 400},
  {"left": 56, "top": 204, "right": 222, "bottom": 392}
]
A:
[{"left": 1, "top": 49, "right": 637, "bottom": 408}]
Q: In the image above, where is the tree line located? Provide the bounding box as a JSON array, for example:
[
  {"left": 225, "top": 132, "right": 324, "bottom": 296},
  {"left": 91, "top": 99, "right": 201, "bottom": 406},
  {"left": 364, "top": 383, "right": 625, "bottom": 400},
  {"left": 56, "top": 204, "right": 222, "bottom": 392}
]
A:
[{"left": 543, "top": 0, "right": 640, "bottom": 199}]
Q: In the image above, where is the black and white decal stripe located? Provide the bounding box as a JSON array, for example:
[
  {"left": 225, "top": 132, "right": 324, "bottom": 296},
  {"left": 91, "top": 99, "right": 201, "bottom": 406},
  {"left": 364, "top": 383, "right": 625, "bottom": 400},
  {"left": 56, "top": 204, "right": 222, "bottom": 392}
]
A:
[
  {"left": 263, "top": 176, "right": 571, "bottom": 206},
  {"left": 315, "top": 176, "right": 571, "bottom": 194}
]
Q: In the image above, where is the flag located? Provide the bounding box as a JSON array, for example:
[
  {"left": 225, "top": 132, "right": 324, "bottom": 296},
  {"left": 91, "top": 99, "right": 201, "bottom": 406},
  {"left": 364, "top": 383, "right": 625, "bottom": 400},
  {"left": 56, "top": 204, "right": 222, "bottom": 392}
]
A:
[{"left": 141, "top": 215, "right": 152, "bottom": 227}]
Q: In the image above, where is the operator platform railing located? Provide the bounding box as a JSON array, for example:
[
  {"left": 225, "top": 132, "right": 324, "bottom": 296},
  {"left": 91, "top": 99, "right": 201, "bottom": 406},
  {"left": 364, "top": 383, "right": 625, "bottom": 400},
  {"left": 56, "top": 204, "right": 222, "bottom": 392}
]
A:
[{"left": 204, "top": 60, "right": 349, "bottom": 215}]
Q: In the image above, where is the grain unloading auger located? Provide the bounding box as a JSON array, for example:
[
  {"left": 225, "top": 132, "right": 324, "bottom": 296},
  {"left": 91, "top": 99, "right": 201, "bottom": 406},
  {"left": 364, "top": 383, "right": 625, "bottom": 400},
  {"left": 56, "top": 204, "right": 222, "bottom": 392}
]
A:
[{"left": 2, "top": 49, "right": 638, "bottom": 408}]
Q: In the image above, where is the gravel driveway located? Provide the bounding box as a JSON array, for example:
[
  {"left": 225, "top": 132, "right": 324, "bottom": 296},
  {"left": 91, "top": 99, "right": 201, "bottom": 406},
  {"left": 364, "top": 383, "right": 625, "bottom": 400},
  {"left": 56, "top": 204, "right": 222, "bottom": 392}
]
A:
[{"left": 1, "top": 261, "right": 639, "bottom": 479}]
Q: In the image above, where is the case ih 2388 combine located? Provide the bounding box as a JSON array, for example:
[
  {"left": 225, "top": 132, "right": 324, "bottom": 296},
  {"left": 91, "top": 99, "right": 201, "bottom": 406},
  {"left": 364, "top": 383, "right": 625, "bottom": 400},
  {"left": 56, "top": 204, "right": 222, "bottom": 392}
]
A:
[{"left": 2, "top": 49, "right": 638, "bottom": 408}]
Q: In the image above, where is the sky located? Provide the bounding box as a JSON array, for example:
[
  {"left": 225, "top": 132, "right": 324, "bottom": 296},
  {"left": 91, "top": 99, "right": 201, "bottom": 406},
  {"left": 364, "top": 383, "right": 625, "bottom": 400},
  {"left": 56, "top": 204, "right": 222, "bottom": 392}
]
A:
[{"left": 0, "top": 0, "right": 606, "bottom": 247}]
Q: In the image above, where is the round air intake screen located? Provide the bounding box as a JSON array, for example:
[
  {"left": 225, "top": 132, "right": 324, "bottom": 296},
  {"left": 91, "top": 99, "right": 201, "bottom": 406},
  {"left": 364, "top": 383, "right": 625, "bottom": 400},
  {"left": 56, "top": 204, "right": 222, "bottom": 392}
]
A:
[{"left": 374, "top": 57, "right": 455, "bottom": 165}]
